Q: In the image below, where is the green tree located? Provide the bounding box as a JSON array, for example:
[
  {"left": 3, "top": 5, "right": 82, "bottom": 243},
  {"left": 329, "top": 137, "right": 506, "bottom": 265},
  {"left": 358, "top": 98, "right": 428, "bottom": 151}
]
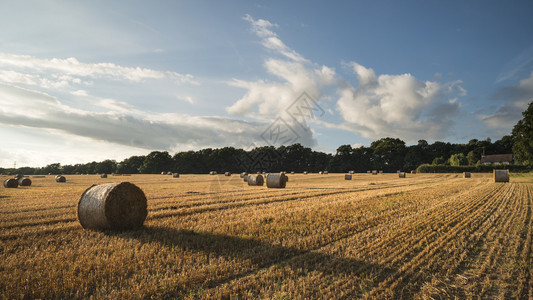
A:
[
  {"left": 370, "top": 137, "right": 407, "bottom": 171},
  {"left": 466, "top": 150, "right": 478, "bottom": 165},
  {"left": 512, "top": 101, "right": 533, "bottom": 166},
  {"left": 139, "top": 151, "right": 173, "bottom": 174},
  {"left": 95, "top": 159, "right": 117, "bottom": 174},
  {"left": 117, "top": 155, "right": 145, "bottom": 174},
  {"left": 432, "top": 156, "right": 446, "bottom": 165},
  {"left": 449, "top": 153, "right": 468, "bottom": 166}
]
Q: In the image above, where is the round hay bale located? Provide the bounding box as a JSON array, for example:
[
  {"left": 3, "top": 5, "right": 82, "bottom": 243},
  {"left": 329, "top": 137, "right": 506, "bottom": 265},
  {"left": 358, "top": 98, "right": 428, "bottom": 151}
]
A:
[
  {"left": 161, "top": 171, "right": 166, "bottom": 175},
  {"left": 379, "top": 171, "right": 383, "bottom": 174},
  {"left": 319, "top": 171, "right": 324, "bottom": 175},
  {"left": 77, "top": 182, "right": 148, "bottom": 230},
  {"left": 172, "top": 173, "right": 180, "bottom": 178},
  {"left": 101, "top": 174, "right": 108, "bottom": 178},
  {"left": 349, "top": 170, "right": 354, "bottom": 174},
  {"left": 463, "top": 172, "right": 471, "bottom": 178},
  {"left": 256, "top": 171, "right": 261, "bottom": 174},
  {"left": 209, "top": 171, "right": 217, "bottom": 175},
  {"left": 243, "top": 174, "right": 249, "bottom": 182},
  {"left": 345, "top": 174, "right": 352, "bottom": 180},
  {"left": 14, "top": 174, "right": 23, "bottom": 180},
  {"left": 372, "top": 170, "right": 377, "bottom": 175},
  {"left": 324, "top": 171, "right": 329, "bottom": 175},
  {"left": 303, "top": 171, "right": 308, "bottom": 175},
  {"left": 290, "top": 171, "right": 295, "bottom": 175},
  {"left": 18, "top": 177, "right": 32, "bottom": 186},
  {"left": 240, "top": 172, "right": 247, "bottom": 178},
  {"left": 411, "top": 170, "right": 417, "bottom": 174},
  {"left": 266, "top": 173, "right": 287, "bottom": 188},
  {"left": 225, "top": 172, "right": 231, "bottom": 176},
  {"left": 367, "top": 170, "right": 371, "bottom": 174},
  {"left": 493, "top": 169, "right": 509, "bottom": 182},
  {"left": 398, "top": 172, "right": 406, "bottom": 178},
  {"left": 56, "top": 176, "right": 66, "bottom": 183},
  {"left": 166, "top": 171, "right": 172, "bottom": 175},
  {"left": 4, "top": 178, "right": 18, "bottom": 188},
  {"left": 247, "top": 174, "right": 264, "bottom": 186}
]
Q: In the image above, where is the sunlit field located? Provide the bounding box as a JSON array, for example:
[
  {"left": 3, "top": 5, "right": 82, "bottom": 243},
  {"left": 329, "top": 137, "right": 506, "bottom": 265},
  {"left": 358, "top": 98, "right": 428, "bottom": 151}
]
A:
[{"left": 1, "top": 173, "right": 532, "bottom": 299}]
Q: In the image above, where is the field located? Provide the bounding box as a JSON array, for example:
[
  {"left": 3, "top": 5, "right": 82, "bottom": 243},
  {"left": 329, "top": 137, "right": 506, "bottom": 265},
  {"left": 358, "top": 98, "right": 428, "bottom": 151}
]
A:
[{"left": 1, "top": 173, "right": 532, "bottom": 299}]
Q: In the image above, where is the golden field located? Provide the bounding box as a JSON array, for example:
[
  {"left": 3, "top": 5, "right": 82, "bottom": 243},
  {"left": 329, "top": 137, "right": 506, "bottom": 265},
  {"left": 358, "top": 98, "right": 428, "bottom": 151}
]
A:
[{"left": 1, "top": 173, "right": 532, "bottom": 299}]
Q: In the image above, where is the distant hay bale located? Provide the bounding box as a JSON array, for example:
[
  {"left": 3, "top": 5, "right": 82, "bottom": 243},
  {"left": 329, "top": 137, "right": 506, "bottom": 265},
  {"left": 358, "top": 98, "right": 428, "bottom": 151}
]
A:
[
  {"left": 167, "top": 171, "right": 172, "bottom": 175},
  {"left": 100, "top": 174, "right": 107, "bottom": 178},
  {"left": 379, "top": 171, "right": 383, "bottom": 174},
  {"left": 4, "top": 178, "right": 18, "bottom": 188},
  {"left": 349, "top": 171, "right": 354, "bottom": 174},
  {"left": 398, "top": 172, "right": 406, "bottom": 178},
  {"left": 319, "top": 171, "right": 323, "bottom": 175},
  {"left": 243, "top": 174, "right": 248, "bottom": 182},
  {"left": 225, "top": 172, "right": 231, "bottom": 176},
  {"left": 256, "top": 171, "right": 261, "bottom": 174},
  {"left": 77, "top": 182, "right": 148, "bottom": 230},
  {"left": 324, "top": 171, "right": 329, "bottom": 175},
  {"left": 411, "top": 170, "right": 416, "bottom": 174},
  {"left": 290, "top": 171, "right": 295, "bottom": 175},
  {"left": 367, "top": 170, "right": 371, "bottom": 174},
  {"left": 18, "top": 178, "right": 32, "bottom": 186},
  {"left": 372, "top": 170, "right": 377, "bottom": 175},
  {"left": 56, "top": 176, "right": 66, "bottom": 183},
  {"left": 493, "top": 169, "right": 509, "bottom": 183},
  {"left": 303, "top": 171, "right": 308, "bottom": 175},
  {"left": 14, "top": 174, "right": 23, "bottom": 180},
  {"left": 345, "top": 174, "right": 352, "bottom": 180},
  {"left": 161, "top": 172, "right": 166, "bottom": 175},
  {"left": 266, "top": 173, "right": 288, "bottom": 188},
  {"left": 240, "top": 172, "right": 247, "bottom": 178},
  {"left": 247, "top": 174, "right": 264, "bottom": 186},
  {"left": 173, "top": 173, "right": 180, "bottom": 178},
  {"left": 209, "top": 171, "right": 217, "bottom": 175},
  {"left": 463, "top": 172, "right": 471, "bottom": 178}
]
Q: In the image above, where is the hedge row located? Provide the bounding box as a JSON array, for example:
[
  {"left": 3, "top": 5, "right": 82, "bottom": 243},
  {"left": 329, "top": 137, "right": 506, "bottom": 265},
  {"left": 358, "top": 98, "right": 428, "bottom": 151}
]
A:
[{"left": 416, "top": 164, "right": 531, "bottom": 173}]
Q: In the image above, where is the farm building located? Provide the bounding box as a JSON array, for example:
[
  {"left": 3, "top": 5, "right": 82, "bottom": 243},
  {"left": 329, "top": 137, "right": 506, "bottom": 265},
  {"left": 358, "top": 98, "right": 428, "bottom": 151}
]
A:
[{"left": 480, "top": 154, "right": 513, "bottom": 165}]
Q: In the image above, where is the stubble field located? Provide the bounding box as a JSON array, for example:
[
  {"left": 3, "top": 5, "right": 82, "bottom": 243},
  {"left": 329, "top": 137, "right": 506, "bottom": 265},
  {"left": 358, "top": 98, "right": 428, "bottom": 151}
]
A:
[{"left": 1, "top": 173, "right": 532, "bottom": 299}]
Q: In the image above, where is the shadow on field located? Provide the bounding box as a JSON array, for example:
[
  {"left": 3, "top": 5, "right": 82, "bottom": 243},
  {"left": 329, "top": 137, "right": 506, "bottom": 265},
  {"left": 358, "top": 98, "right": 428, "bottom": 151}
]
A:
[{"left": 106, "top": 226, "right": 394, "bottom": 284}]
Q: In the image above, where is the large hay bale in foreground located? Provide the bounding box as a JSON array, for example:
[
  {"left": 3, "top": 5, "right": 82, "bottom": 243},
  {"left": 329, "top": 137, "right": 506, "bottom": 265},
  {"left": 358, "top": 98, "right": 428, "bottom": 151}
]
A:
[
  {"left": 463, "top": 172, "right": 471, "bottom": 178},
  {"left": 493, "top": 169, "right": 509, "bottom": 183},
  {"left": 78, "top": 182, "right": 148, "bottom": 230},
  {"left": 345, "top": 174, "right": 352, "bottom": 180},
  {"left": 56, "top": 176, "right": 66, "bottom": 183},
  {"left": 266, "top": 173, "right": 287, "bottom": 188},
  {"left": 100, "top": 174, "right": 107, "bottom": 178},
  {"left": 4, "top": 178, "right": 18, "bottom": 188},
  {"left": 18, "top": 178, "right": 32, "bottom": 186},
  {"left": 398, "top": 172, "right": 406, "bottom": 178},
  {"left": 247, "top": 174, "right": 264, "bottom": 186},
  {"left": 172, "top": 173, "right": 180, "bottom": 178}
]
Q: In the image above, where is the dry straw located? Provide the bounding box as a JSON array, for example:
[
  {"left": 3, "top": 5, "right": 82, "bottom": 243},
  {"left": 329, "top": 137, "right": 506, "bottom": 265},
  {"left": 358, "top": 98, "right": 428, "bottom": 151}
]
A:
[
  {"left": 3, "top": 178, "right": 18, "bottom": 188},
  {"left": 247, "top": 174, "right": 264, "bottom": 186},
  {"left": 463, "top": 172, "right": 471, "bottom": 178},
  {"left": 18, "top": 178, "right": 32, "bottom": 186},
  {"left": 78, "top": 182, "right": 148, "bottom": 230},
  {"left": 266, "top": 173, "right": 288, "bottom": 188},
  {"left": 345, "top": 174, "right": 352, "bottom": 180},
  {"left": 493, "top": 169, "right": 509, "bottom": 183}
]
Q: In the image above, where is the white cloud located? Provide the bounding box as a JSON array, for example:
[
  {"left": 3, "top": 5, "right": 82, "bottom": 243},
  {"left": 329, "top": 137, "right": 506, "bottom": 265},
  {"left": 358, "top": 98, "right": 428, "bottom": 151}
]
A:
[
  {"left": 177, "top": 95, "right": 195, "bottom": 104},
  {"left": 335, "top": 62, "right": 463, "bottom": 142}
]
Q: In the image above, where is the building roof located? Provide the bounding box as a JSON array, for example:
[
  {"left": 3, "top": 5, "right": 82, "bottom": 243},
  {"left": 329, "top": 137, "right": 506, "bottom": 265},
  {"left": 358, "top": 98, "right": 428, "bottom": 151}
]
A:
[{"left": 480, "top": 154, "right": 513, "bottom": 163}]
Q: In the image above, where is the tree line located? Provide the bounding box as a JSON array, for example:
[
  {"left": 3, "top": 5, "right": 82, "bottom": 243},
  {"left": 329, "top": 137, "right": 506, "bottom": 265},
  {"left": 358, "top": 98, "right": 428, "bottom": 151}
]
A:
[{"left": 2, "top": 101, "right": 531, "bottom": 175}]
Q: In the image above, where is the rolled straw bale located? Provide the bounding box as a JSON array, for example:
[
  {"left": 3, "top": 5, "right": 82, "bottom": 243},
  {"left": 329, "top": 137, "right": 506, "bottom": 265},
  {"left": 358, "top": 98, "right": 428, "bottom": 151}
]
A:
[
  {"left": 225, "top": 172, "right": 231, "bottom": 176},
  {"left": 367, "top": 170, "right": 371, "bottom": 173},
  {"left": 56, "top": 176, "right": 66, "bottom": 183},
  {"left": 4, "top": 178, "right": 18, "bottom": 188},
  {"left": 240, "top": 172, "right": 247, "bottom": 178},
  {"left": 243, "top": 174, "right": 249, "bottom": 182},
  {"left": 14, "top": 174, "right": 23, "bottom": 180},
  {"left": 256, "top": 171, "right": 261, "bottom": 174},
  {"left": 372, "top": 170, "right": 377, "bottom": 175},
  {"left": 493, "top": 169, "right": 509, "bottom": 183},
  {"left": 324, "top": 171, "right": 329, "bottom": 175},
  {"left": 349, "top": 171, "right": 354, "bottom": 174},
  {"left": 78, "top": 182, "right": 147, "bottom": 230},
  {"left": 247, "top": 174, "right": 264, "bottom": 186},
  {"left": 166, "top": 172, "right": 172, "bottom": 175},
  {"left": 173, "top": 173, "right": 180, "bottom": 178},
  {"left": 209, "top": 171, "right": 217, "bottom": 175},
  {"left": 398, "top": 172, "right": 406, "bottom": 178},
  {"left": 411, "top": 170, "right": 416, "bottom": 174},
  {"left": 379, "top": 171, "right": 383, "bottom": 174},
  {"left": 161, "top": 172, "right": 166, "bottom": 175},
  {"left": 303, "top": 171, "right": 308, "bottom": 175},
  {"left": 345, "top": 174, "right": 352, "bottom": 180},
  {"left": 101, "top": 174, "right": 107, "bottom": 178},
  {"left": 291, "top": 171, "right": 295, "bottom": 175},
  {"left": 18, "top": 177, "right": 32, "bottom": 186},
  {"left": 266, "top": 173, "right": 287, "bottom": 188},
  {"left": 463, "top": 172, "right": 471, "bottom": 178}
]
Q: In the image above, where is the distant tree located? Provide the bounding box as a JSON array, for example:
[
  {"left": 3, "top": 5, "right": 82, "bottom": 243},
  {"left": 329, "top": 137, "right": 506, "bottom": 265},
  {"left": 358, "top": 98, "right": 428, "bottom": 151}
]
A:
[
  {"left": 370, "top": 137, "right": 407, "bottom": 171},
  {"left": 95, "top": 159, "right": 117, "bottom": 174},
  {"left": 43, "top": 163, "right": 61, "bottom": 175},
  {"left": 449, "top": 153, "right": 468, "bottom": 166},
  {"left": 116, "top": 155, "right": 145, "bottom": 174},
  {"left": 432, "top": 156, "right": 446, "bottom": 165},
  {"left": 139, "top": 151, "right": 173, "bottom": 174},
  {"left": 466, "top": 150, "right": 478, "bottom": 165},
  {"left": 512, "top": 101, "right": 533, "bottom": 166}
]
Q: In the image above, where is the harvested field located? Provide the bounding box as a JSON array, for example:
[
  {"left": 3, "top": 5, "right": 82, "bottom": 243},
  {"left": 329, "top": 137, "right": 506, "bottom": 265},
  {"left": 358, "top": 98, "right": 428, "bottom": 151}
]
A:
[{"left": 0, "top": 173, "right": 532, "bottom": 299}]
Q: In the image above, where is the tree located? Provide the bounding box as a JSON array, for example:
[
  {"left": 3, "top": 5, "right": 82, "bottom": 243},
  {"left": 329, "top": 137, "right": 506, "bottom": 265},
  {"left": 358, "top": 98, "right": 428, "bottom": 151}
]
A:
[
  {"left": 370, "top": 137, "right": 407, "bottom": 171},
  {"left": 95, "top": 159, "right": 117, "bottom": 174},
  {"left": 466, "top": 150, "right": 478, "bottom": 165},
  {"left": 117, "top": 155, "right": 145, "bottom": 174},
  {"left": 139, "top": 151, "right": 173, "bottom": 174},
  {"left": 449, "top": 153, "right": 468, "bottom": 166},
  {"left": 512, "top": 101, "right": 533, "bottom": 166},
  {"left": 432, "top": 157, "right": 446, "bottom": 165}
]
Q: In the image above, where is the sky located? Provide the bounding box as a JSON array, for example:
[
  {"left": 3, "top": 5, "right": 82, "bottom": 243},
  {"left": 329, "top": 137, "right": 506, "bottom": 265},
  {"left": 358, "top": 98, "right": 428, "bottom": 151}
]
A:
[{"left": 1, "top": 0, "right": 532, "bottom": 168}]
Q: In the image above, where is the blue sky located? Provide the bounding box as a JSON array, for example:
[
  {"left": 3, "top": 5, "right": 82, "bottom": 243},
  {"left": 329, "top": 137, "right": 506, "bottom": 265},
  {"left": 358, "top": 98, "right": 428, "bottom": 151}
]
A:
[{"left": 1, "top": 0, "right": 532, "bottom": 167}]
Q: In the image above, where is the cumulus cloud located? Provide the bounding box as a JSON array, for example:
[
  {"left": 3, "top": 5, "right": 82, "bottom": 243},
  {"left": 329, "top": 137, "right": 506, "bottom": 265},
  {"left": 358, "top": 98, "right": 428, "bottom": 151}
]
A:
[
  {"left": 479, "top": 71, "right": 533, "bottom": 130},
  {"left": 336, "top": 62, "right": 463, "bottom": 142},
  {"left": 0, "top": 84, "right": 313, "bottom": 151}
]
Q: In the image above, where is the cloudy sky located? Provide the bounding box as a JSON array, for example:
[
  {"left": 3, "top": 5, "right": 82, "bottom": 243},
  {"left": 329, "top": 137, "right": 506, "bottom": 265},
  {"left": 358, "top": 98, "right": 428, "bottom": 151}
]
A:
[{"left": 1, "top": 1, "right": 532, "bottom": 168}]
